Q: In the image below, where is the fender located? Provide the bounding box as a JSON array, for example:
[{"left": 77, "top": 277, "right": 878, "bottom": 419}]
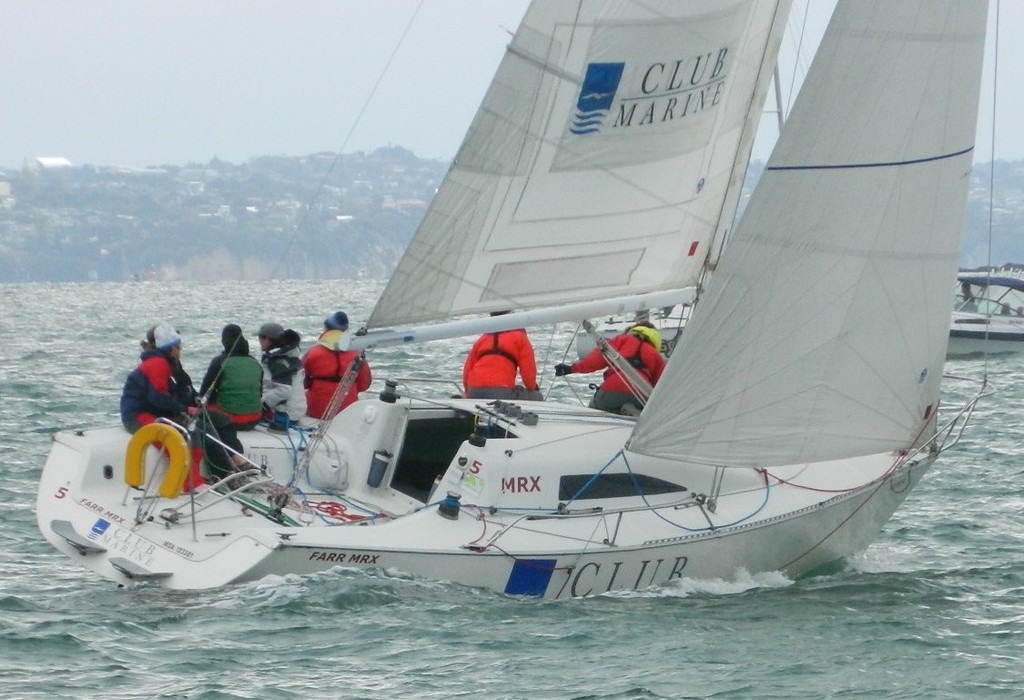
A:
[{"left": 124, "top": 423, "right": 192, "bottom": 499}]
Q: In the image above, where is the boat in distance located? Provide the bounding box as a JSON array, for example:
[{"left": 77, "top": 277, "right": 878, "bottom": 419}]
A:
[{"left": 949, "top": 270, "right": 1024, "bottom": 356}]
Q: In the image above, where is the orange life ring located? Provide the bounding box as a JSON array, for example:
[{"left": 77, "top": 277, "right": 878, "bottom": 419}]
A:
[{"left": 124, "top": 422, "right": 192, "bottom": 499}]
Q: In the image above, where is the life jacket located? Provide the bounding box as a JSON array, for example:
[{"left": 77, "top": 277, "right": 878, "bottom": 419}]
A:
[
  {"left": 626, "top": 336, "right": 646, "bottom": 369},
  {"left": 213, "top": 354, "right": 263, "bottom": 415},
  {"left": 303, "top": 346, "right": 370, "bottom": 419},
  {"left": 573, "top": 333, "right": 665, "bottom": 394},
  {"left": 479, "top": 332, "right": 519, "bottom": 367},
  {"left": 305, "top": 350, "right": 343, "bottom": 386},
  {"left": 464, "top": 328, "right": 537, "bottom": 392}
]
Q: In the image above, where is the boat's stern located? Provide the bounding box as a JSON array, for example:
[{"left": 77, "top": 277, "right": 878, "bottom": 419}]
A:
[{"left": 36, "top": 426, "right": 281, "bottom": 588}]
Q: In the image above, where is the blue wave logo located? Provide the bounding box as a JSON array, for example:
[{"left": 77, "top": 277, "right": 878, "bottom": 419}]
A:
[
  {"left": 88, "top": 518, "right": 110, "bottom": 540},
  {"left": 571, "top": 62, "right": 624, "bottom": 135}
]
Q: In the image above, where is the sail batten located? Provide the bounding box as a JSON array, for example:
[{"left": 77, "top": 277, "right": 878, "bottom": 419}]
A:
[
  {"left": 629, "top": 0, "right": 989, "bottom": 468},
  {"left": 368, "top": 0, "right": 792, "bottom": 329}
]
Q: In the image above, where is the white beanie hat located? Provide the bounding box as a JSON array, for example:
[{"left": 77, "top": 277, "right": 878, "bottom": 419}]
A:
[{"left": 154, "top": 323, "right": 181, "bottom": 350}]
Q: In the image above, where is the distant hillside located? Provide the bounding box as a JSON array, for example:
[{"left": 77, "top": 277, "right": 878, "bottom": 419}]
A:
[
  {"left": 0, "top": 150, "right": 1021, "bottom": 283},
  {"left": 0, "top": 147, "right": 447, "bottom": 283}
]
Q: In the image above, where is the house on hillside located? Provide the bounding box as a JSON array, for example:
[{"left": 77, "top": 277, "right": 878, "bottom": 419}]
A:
[{"left": 31, "top": 156, "right": 73, "bottom": 170}]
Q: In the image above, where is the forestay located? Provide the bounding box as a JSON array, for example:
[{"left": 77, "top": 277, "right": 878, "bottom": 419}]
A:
[
  {"left": 368, "top": 0, "right": 791, "bottom": 329},
  {"left": 629, "top": 0, "right": 989, "bottom": 468}
]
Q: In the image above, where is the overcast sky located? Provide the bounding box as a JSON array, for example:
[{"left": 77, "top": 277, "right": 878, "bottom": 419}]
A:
[{"left": 0, "top": 1, "right": 1016, "bottom": 170}]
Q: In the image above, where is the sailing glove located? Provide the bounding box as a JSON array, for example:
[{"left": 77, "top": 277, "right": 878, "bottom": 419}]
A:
[{"left": 554, "top": 363, "right": 573, "bottom": 377}]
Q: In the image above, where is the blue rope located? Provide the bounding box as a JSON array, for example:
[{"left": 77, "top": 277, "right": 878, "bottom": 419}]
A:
[
  {"left": 561, "top": 450, "right": 627, "bottom": 506},
  {"left": 619, "top": 451, "right": 771, "bottom": 532}
]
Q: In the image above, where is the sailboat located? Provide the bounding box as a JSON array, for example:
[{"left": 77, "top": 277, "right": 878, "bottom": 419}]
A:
[{"left": 37, "top": 0, "right": 990, "bottom": 599}]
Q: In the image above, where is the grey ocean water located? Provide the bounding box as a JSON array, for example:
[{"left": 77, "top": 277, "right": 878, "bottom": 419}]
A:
[{"left": 2, "top": 280, "right": 1023, "bottom": 699}]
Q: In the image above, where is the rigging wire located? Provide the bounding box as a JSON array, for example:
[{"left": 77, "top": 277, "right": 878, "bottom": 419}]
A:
[
  {"left": 192, "top": 3, "right": 428, "bottom": 404},
  {"left": 191, "top": 3, "right": 430, "bottom": 443},
  {"left": 784, "top": 0, "right": 813, "bottom": 117},
  {"left": 267, "top": 0, "right": 427, "bottom": 279},
  {"left": 981, "top": 0, "right": 1001, "bottom": 386}
]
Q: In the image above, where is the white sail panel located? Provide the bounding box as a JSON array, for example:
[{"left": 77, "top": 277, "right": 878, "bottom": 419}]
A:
[
  {"left": 629, "top": 0, "right": 989, "bottom": 467},
  {"left": 368, "top": 0, "right": 790, "bottom": 329}
]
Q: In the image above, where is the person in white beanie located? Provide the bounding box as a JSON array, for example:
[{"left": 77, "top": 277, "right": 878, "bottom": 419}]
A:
[{"left": 120, "top": 323, "right": 196, "bottom": 432}]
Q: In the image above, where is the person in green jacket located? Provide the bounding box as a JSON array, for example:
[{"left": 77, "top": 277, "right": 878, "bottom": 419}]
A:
[{"left": 198, "top": 324, "right": 264, "bottom": 478}]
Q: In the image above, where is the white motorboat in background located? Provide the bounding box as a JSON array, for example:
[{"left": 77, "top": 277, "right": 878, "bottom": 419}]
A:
[
  {"left": 949, "top": 270, "right": 1024, "bottom": 356},
  {"left": 575, "top": 303, "right": 690, "bottom": 359}
]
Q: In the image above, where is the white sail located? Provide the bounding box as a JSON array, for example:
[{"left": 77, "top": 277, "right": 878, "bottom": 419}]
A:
[
  {"left": 629, "top": 0, "right": 989, "bottom": 467},
  {"left": 368, "top": 0, "right": 792, "bottom": 329}
]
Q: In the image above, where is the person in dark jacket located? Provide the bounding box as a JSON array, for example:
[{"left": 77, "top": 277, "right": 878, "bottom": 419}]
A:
[
  {"left": 120, "top": 323, "right": 194, "bottom": 433},
  {"left": 554, "top": 324, "right": 666, "bottom": 415}
]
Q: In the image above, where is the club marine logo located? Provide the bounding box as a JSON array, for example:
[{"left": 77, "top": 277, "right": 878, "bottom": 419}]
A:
[
  {"left": 88, "top": 518, "right": 110, "bottom": 540},
  {"left": 570, "top": 48, "right": 730, "bottom": 137},
  {"left": 571, "top": 62, "right": 625, "bottom": 135}
]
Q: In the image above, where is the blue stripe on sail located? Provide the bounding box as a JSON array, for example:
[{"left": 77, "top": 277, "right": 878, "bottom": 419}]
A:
[{"left": 766, "top": 146, "right": 974, "bottom": 172}]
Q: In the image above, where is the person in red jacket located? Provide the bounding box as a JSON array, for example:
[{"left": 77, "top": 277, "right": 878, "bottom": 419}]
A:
[
  {"left": 302, "top": 311, "right": 371, "bottom": 419},
  {"left": 555, "top": 323, "right": 665, "bottom": 415},
  {"left": 463, "top": 312, "right": 540, "bottom": 400}
]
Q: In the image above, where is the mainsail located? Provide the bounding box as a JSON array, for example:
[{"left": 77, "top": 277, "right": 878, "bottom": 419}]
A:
[
  {"left": 368, "top": 0, "right": 792, "bottom": 329},
  {"left": 629, "top": 0, "right": 989, "bottom": 468}
]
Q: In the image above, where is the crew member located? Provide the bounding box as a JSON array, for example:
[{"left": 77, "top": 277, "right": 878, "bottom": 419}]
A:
[
  {"left": 303, "top": 311, "right": 372, "bottom": 419},
  {"left": 257, "top": 321, "right": 306, "bottom": 427},
  {"left": 120, "top": 323, "right": 195, "bottom": 432},
  {"left": 463, "top": 312, "right": 540, "bottom": 400},
  {"left": 554, "top": 324, "right": 666, "bottom": 415}
]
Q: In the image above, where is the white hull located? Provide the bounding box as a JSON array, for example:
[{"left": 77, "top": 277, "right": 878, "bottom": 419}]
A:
[
  {"left": 37, "top": 392, "right": 934, "bottom": 599},
  {"left": 948, "top": 312, "right": 1024, "bottom": 356}
]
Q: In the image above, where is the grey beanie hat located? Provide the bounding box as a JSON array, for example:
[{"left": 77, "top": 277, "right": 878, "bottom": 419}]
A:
[{"left": 258, "top": 322, "right": 284, "bottom": 340}]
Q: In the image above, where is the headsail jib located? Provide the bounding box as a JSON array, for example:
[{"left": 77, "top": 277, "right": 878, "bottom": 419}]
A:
[{"left": 629, "top": 0, "right": 990, "bottom": 469}]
